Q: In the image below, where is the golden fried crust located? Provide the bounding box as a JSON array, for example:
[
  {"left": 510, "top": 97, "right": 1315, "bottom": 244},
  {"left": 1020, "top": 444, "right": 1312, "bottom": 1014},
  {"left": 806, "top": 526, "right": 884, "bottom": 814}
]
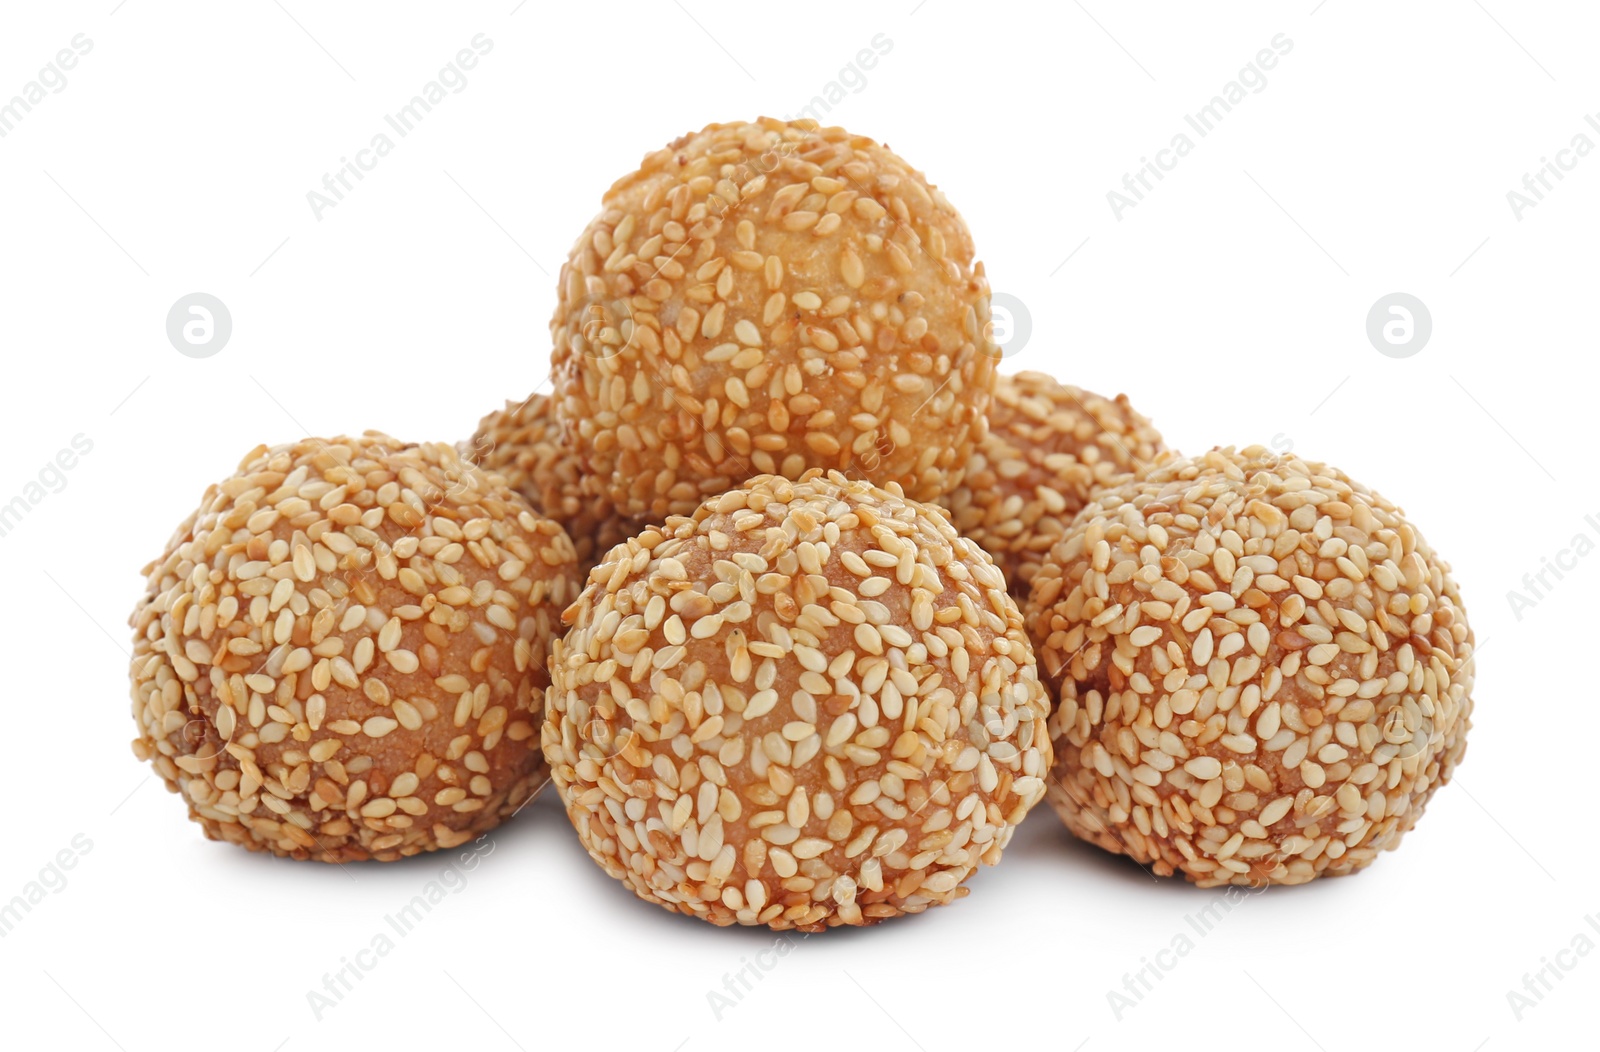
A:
[
  {"left": 550, "top": 118, "right": 999, "bottom": 520},
  {"left": 129, "top": 434, "right": 581, "bottom": 861},
  {"left": 544, "top": 469, "right": 1051, "bottom": 930},
  {"left": 1025, "top": 446, "right": 1474, "bottom": 886}
]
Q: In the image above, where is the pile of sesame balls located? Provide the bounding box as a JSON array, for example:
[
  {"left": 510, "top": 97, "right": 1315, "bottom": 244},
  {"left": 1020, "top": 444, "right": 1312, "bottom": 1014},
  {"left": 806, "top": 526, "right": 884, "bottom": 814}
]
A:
[{"left": 129, "top": 118, "right": 1476, "bottom": 930}]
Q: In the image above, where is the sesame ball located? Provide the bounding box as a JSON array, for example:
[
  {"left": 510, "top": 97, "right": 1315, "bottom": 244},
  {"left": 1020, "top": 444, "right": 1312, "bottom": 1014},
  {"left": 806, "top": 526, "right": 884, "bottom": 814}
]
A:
[
  {"left": 551, "top": 118, "right": 999, "bottom": 521},
  {"left": 1026, "top": 447, "right": 1474, "bottom": 886},
  {"left": 941, "top": 371, "right": 1168, "bottom": 597},
  {"left": 129, "top": 434, "right": 581, "bottom": 862},
  {"left": 544, "top": 470, "right": 1051, "bottom": 929},
  {"left": 465, "top": 392, "right": 644, "bottom": 574}
]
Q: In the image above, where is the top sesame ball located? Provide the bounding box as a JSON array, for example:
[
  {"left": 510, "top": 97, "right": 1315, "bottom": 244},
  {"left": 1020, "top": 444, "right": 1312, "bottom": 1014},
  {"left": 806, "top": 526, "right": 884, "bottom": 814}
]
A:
[
  {"left": 465, "top": 392, "right": 644, "bottom": 576},
  {"left": 129, "top": 434, "right": 581, "bottom": 862},
  {"left": 551, "top": 118, "right": 999, "bottom": 520},
  {"left": 1026, "top": 447, "right": 1475, "bottom": 886},
  {"left": 543, "top": 469, "right": 1051, "bottom": 930},
  {"left": 940, "top": 371, "right": 1168, "bottom": 597}
]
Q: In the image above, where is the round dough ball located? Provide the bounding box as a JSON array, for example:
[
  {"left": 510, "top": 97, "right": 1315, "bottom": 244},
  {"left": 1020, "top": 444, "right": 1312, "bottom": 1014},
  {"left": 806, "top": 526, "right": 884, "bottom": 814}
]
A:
[
  {"left": 551, "top": 118, "right": 999, "bottom": 520},
  {"left": 466, "top": 392, "right": 644, "bottom": 575},
  {"left": 544, "top": 470, "right": 1051, "bottom": 929},
  {"left": 1026, "top": 446, "right": 1474, "bottom": 886},
  {"left": 129, "top": 434, "right": 581, "bottom": 862},
  {"left": 941, "top": 371, "right": 1167, "bottom": 596}
]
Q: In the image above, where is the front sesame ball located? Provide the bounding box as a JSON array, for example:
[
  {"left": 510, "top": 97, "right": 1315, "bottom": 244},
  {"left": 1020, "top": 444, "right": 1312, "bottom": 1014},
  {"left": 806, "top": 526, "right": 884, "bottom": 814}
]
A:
[
  {"left": 465, "top": 392, "right": 644, "bottom": 576},
  {"left": 941, "top": 371, "right": 1169, "bottom": 598},
  {"left": 1026, "top": 447, "right": 1474, "bottom": 886},
  {"left": 544, "top": 470, "right": 1051, "bottom": 929},
  {"left": 551, "top": 118, "right": 999, "bottom": 521},
  {"left": 129, "top": 434, "right": 581, "bottom": 862}
]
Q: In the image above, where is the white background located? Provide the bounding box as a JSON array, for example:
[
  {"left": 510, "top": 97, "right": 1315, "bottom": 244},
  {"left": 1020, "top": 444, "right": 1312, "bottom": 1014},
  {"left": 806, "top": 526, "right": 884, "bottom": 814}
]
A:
[{"left": 0, "top": 2, "right": 1592, "bottom": 1050}]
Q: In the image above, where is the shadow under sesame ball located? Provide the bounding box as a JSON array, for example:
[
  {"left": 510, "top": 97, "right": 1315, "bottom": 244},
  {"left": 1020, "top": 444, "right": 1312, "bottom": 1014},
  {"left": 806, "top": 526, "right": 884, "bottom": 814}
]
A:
[
  {"left": 543, "top": 469, "right": 1052, "bottom": 930},
  {"left": 129, "top": 435, "right": 580, "bottom": 862},
  {"left": 549, "top": 117, "right": 999, "bottom": 522},
  {"left": 1025, "top": 446, "right": 1475, "bottom": 887}
]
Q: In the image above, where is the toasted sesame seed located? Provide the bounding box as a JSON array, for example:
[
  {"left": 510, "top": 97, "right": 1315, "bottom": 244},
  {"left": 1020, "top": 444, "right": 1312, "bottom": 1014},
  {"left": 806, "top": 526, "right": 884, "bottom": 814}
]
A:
[{"left": 384, "top": 650, "right": 420, "bottom": 675}]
